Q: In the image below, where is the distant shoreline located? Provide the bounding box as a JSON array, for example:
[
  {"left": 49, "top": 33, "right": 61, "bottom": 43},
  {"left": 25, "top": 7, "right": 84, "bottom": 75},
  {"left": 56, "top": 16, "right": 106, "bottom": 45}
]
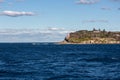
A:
[{"left": 57, "top": 41, "right": 120, "bottom": 45}]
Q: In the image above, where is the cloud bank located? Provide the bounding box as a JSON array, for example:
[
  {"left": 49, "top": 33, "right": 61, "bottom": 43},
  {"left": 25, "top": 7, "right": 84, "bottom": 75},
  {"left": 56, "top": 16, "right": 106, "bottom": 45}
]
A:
[
  {"left": 0, "top": 28, "right": 74, "bottom": 42},
  {"left": 0, "top": 11, "right": 35, "bottom": 17}
]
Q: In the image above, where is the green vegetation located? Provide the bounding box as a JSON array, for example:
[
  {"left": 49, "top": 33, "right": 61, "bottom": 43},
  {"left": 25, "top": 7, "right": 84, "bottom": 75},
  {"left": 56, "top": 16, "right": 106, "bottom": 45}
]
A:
[{"left": 64, "top": 29, "right": 120, "bottom": 44}]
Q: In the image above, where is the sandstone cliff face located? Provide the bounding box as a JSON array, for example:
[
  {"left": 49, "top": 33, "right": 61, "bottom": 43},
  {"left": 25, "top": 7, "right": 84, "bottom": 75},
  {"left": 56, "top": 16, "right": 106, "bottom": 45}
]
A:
[{"left": 64, "top": 29, "right": 120, "bottom": 44}]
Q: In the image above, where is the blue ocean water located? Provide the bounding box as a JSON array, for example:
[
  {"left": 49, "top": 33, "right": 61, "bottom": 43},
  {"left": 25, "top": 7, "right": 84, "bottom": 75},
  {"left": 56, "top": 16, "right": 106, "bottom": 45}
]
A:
[{"left": 0, "top": 43, "right": 120, "bottom": 80}]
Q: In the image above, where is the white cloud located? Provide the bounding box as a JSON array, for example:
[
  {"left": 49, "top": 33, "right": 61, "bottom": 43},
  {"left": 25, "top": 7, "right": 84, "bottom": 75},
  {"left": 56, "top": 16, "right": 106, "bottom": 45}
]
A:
[
  {"left": 111, "top": 0, "right": 120, "bottom": 2},
  {"left": 47, "top": 27, "right": 65, "bottom": 31},
  {"left": 82, "top": 20, "right": 108, "bottom": 23},
  {"left": 15, "top": 0, "right": 25, "bottom": 2},
  {"left": 0, "top": 0, "right": 4, "bottom": 3},
  {"left": 101, "top": 7, "right": 111, "bottom": 10},
  {"left": 76, "top": 0, "right": 99, "bottom": 4},
  {"left": 0, "top": 11, "right": 35, "bottom": 17}
]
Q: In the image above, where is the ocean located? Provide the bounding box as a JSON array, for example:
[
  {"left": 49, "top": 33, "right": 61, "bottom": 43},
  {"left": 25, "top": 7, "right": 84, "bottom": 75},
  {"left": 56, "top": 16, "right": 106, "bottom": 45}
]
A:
[{"left": 0, "top": 43, "right": 120, "bottom": 80}]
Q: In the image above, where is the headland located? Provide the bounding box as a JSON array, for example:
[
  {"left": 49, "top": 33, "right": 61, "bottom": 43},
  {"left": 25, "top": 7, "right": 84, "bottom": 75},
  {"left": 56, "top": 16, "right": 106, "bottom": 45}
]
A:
[{"left": 59, "top": 29, "right": 120, "bottom": 44}]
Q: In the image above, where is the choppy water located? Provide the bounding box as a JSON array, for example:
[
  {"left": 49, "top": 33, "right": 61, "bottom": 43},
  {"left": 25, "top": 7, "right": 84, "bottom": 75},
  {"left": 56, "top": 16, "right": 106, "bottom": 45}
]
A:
[{"left": 0, "top": 43, "right": 120, "bottom": 80}]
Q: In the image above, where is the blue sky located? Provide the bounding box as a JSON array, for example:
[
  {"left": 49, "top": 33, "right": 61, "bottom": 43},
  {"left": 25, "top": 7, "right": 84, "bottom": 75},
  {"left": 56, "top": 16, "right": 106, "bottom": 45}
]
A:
[{"left": 0, "top": 0, "right": 120, "bottom": 42}]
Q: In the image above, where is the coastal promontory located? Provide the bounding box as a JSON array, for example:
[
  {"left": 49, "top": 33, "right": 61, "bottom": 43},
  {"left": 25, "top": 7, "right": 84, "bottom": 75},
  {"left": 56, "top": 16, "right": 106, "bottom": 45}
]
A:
[{"left": 61, "top": 29, "right": 120, "bottom": 44}]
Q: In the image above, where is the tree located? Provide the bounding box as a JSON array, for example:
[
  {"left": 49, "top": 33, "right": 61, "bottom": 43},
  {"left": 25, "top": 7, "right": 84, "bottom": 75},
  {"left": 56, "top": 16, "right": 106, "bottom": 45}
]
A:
[
  {"left": 103, "top": 29, "right": 106, "bottom": 32},
  {"left": 93, "top": 28, "right": 96, "bottom": 31}
]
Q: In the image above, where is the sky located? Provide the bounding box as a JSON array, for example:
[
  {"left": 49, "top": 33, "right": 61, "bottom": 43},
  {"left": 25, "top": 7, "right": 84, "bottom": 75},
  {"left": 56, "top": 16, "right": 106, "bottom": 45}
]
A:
[{"left": 0, "top": 0, "right": 120, "bottom": 42}]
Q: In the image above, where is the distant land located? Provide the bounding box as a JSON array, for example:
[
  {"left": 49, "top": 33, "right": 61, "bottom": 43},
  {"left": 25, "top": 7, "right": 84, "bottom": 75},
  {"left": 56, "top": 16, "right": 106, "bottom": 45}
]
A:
[{"left": 59, "top": 29, "right": 120, "bottom": 44}]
